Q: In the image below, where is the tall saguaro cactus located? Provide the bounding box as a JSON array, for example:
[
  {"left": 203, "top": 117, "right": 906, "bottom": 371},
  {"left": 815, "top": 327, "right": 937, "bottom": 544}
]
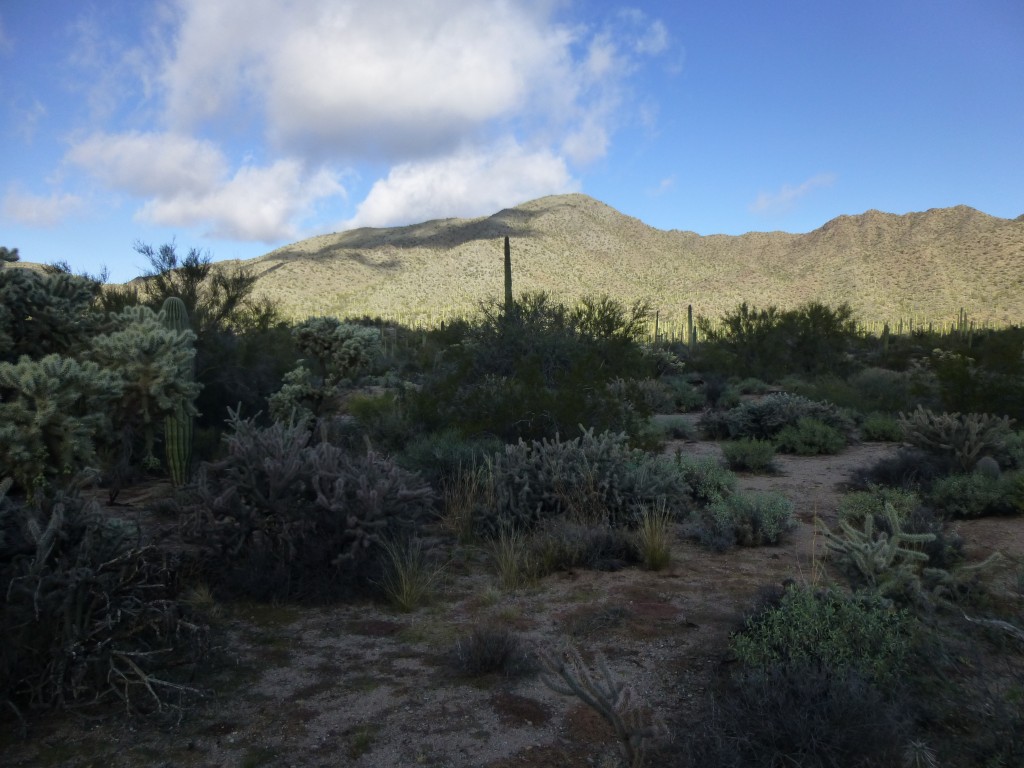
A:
[
  {"left": 161, "top": 297, "right": 195, "bottom": 485},
  {"left": 504, "top": 236, "right": 513, "bottom": 313}
]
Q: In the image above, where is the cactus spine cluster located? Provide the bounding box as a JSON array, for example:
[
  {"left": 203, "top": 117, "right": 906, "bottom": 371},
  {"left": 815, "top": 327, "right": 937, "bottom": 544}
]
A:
[{"left": 161, "top": 297, "right": 194, "bottom": 485}]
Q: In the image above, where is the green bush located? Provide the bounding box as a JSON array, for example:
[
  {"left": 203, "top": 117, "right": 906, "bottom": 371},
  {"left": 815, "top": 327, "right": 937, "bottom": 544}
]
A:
[
  {"left": 929, "top": 470, "right": 1023, "bottom": 518},
  {"left": 694, "top": 491, "right": 794, "bottom": 550},
  {"left": 650, "top": 414, "right": 693, "bottom": 441},
  {"left": 731, "top": 585, "right": 911, "bottom": 685},
  {"left": 673, "top": 454, "right": 737, "bottom": 505},
  {"left": 699, "top": 392, "right": 855, "bottom": 442},
  {"left": 860, "top": 412, "right": 904, "bottom": 442},
  {"left": 720, "top": 439, "right": 776, "bottom": 473},
  {"left": 839, "top": 486, "right": 920, "bottom": 526},
  {"left": 774, "top": 417, "right": 847, "bottom": 455},
  {"left": 182, "top": 409, "right": 435, "bottom": 601},
  {"left": 398, "top": 428, "right": 504, "bottom": 487}
]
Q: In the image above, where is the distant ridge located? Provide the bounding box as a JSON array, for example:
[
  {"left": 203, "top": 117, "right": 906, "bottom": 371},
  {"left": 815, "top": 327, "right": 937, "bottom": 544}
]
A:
[{"left": 215, "top": 194, "right": 1024, "bottom": 329}]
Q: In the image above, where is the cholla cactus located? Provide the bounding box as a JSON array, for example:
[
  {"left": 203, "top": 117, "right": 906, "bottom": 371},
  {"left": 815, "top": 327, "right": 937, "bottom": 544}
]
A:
[
  {"left": 86, "top": 305, "right": 200, "bottom": 470},
  {"left": 0, "top": 355, "right": 121, "bottom": 493},
  {"left": 270, "top": 317, "right": 382, "bottom": 421},
  {"left": 898, "top": 406, "right": 1015, "bottom": 472}
]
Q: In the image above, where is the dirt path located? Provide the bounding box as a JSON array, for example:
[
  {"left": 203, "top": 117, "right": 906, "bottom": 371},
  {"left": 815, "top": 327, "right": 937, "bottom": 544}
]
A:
[{"left": 4, "top": 440, "right": 1022, "bottom": 768}]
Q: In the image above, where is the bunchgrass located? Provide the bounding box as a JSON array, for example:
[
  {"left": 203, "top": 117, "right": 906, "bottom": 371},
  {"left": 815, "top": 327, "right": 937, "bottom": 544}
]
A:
[
  {"left": 487, "top": 526, "right": 536, "bottom": 591},
  {"left": 377, "top": 538, "right": 446, "bottom": 612},
  {"left": 634, "top": 503, "right": 675, "bottom": 571}
]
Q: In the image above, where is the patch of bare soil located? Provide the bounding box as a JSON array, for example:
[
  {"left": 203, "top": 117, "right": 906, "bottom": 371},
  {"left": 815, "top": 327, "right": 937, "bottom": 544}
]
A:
[{"left": 3, "top": 440, "right": 1023, "bottom": 768}]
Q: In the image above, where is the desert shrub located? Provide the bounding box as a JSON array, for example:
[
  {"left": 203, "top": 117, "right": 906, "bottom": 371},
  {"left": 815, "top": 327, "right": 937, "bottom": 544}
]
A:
[
  {"left": 839, "top": 486, "right": 920, "bottom": 526},
  {"left": 681, "top": 663, "right": 909, "bottom": 768},
  {"left": 411, "top": 292, "right": 657, "bottom": 443},
  {"left": 0, "top": 477, "right": 208, "bottom": 718},
  {"left": 899, "top": 406, "right": 1015, "bottom": 472},
  {"left": 530, "top": 517, "right": 639, "bottom": 574},
  {"left": 398, "top": 428, "right": 504, "bottom": 487},
  {"left": 849, "top": 447, "right": 953, "bottom": 492},
  {"left": 720, "top": 438, "right": 776, "bottom": 473},
  {"left": 774, "top": 417, "right": 846, "bottom": 455},
  {"left": 450, "top": 625, "right": 533, "bottom": 677},
  {"left": 181, "top": 409, "right": 435, "bottom": 602},
  {"left": 649, "top": 414, "right": 693, "bottom": 440},
  {"left": 732, "top": 585, "right": 911, "bottom": 685},
  {"left": 698, "top": 392, "right": 855, "bottom": 442},
  {"left": 660, "top": 375, "right": 707, "bottom": 411},
  {"left": 673, "top": 454, "right": 737, "bottom": 505},
  {"left": 486, "top": 526, "right": 536, "bottom": 590},
  {"left": 484, "top": 427, "right": 691, "bottom": 536},
  {"left": 693, "top": 491, "right": 794, "bottom": 550},
  {"left": 848, "top": 366, "right": 918, "bottom": 413},
  {"left": 860, "top": 412, "right": 904, "bottom": 441},
  {"left": 928, "top": 470, "right": 1023, "bottom": 518},
  {"left": 694, "top": 301, "right": 860, "bottom": 381}
]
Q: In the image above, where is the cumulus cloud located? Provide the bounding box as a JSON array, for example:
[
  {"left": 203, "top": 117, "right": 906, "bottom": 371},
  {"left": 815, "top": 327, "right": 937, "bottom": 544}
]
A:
[
  {"left": 750, "top": 173, "right": 838, "bottom": 215},
  {"left": 51, "top": 0, "right": 670, "bottom": 241},
  {"left": 67, "top": 132, "right": 228, "bottom": 196},
  {"left": 66, "top": 131, "right": 345, "bottom": 240},
  {"left": 3, "top": 188, "right": 85, "bottom": 227},
  {"left": 345, "top": 141, "right": 576, "bottom": 228}
]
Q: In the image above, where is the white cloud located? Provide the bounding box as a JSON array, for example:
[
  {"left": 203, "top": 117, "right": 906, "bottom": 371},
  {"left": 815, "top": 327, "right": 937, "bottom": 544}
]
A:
[
  {"left": 141, "top": 160, "right": 344, "bottom": 241},
  {"left": 750, "top": 173, "right": 838, "bottom": 215},
  {"left": 2, "top": 188, "right": 85, "bottom": 227},
  {"left": 345, "top": 141, "right": 576, "bottom": 229},
  {"left": 0, "top": 14, "right": 13, "bottom": 56},
  {"left": 66, "top": 131, "right": 228, "bottom": 196},
  {"left": 66, "top": 131, "right": 345, "bottom": 240}
]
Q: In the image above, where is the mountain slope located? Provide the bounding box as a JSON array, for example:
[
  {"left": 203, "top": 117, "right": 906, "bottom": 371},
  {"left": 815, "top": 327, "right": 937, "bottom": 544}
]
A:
[{"left": 225, "top": 194, "right": 1024, "bottom": 330}]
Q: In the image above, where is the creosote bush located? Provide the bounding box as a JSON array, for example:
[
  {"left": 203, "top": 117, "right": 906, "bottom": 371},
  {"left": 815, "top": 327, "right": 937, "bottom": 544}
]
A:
[
  {"left": 699, "top": 392, "right": 854, "bottom": 443},
  {"left": 692, "top": 491, "right": 795, "bottom": 550},
  {"left": 720, "top": 438, "right": 776, "bottom": 473},
  {"left": 774, "top": 416, "right": 847, "bottom": 455}
]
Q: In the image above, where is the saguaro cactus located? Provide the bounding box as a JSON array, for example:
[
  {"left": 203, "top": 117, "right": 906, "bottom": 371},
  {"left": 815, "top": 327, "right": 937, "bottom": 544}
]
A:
[
  {"left": 161, "top": 297, "right": 194, "bottom": 485},
  {"left": 504, "top": 236, "right": 513, "bottom": 313}
]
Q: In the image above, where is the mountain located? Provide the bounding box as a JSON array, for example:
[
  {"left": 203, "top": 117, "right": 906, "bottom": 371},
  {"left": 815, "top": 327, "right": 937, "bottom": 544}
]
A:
[{"left": 221, "top": 194, "right": 1024, "bottom": 331}]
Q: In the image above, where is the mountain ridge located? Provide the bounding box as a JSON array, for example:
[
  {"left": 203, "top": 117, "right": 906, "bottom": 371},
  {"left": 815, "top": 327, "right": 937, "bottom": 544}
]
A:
[{"left": 226, "top": 193, "right": 1023, "bottom": 329}]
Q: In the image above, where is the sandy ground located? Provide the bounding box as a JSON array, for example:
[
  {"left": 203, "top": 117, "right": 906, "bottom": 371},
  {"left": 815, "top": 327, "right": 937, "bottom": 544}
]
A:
[{"left": 3, "top": 438, "right": 1022, "bottom": 768}]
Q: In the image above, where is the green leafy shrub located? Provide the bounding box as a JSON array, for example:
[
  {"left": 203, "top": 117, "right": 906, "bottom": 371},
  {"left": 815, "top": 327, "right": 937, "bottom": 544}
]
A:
[
  {"left": 839, "top": 486, "right": 920, "bottom": 525},
  {"left": 182, "top": 409, "right": 435, "bottom": 602},
  {"left": 0, "top": 477, "right": 209, "bottom": 717},
  {"left": 850, "top": 447, "right": 953, "bottom": 492},
  {"left": 398, "top": 428, "right": 504, "bottom": 487},
  {"left": 860, "top": 412, "right": 904, "bottom": 442},
  {"left": 699, "top": 392, "right": 855, "bottom": 442},
  {"left": 673, "top": 454, "right": 737, "bottom": 504},
  {"left": 731, "top": 585, "right": 911, "bottom": 685},
  {"left": 774, "top": 417, "right": 846, "bottom": 455},
  {"left": 693, "top": 491, "right": 794, "bottom": 550},
  {"left": 848, "top": 366, "right": 918, "bottom": 413},
  {"left": 411, "top": 292, "right": 657, "bottom": 443},
  {"left": 929, "top": 471, "right": 1023, "bottom": 518},
  {"left": 720, "top": 438, "right": 776, "bottom": 473},
  {"left": 485, "top": 427, "right": 691, "bottom": 536},
  {"left": 650, "top": 414, "right": 693, "bottom": 440}
]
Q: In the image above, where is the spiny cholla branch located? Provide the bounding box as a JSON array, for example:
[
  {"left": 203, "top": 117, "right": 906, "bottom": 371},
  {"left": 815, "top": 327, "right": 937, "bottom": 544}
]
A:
[{"left": 538, "top": 643, "right": 667, "bottom": 767}]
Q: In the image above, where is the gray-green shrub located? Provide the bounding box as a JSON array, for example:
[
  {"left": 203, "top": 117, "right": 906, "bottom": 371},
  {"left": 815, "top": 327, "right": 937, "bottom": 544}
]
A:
[
  {"left": 699, "top": 392, "right": 855, "bottom": 442},
  {"left": 774, "top": 417, "right": 846, "bottom": 455},
  {"left": 695, "top": 491, "right": 795, "bottom": 550},
  {"left": 720, "top": 438, "right": 776, "bottom": 473}
]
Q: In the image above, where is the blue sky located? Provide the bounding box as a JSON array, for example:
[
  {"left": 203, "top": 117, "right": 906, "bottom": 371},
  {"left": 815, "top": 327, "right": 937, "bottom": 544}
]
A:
[{"left": 2, "top": 0, "right": 1022, "bottom": 282}]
